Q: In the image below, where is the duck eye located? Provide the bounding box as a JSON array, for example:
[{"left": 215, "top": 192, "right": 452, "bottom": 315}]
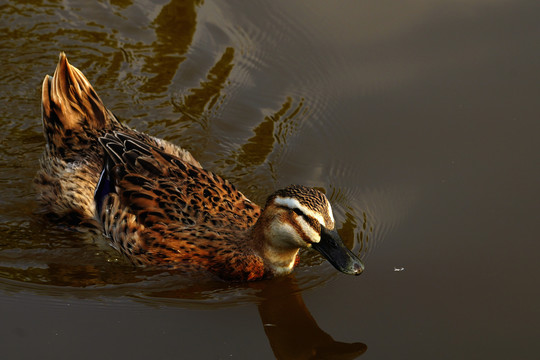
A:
[{"left": 292, "top": 208, "right": 304, "bottom": 216}]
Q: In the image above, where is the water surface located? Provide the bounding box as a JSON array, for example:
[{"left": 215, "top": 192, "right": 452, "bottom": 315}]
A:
[{"left": 0, "top": 0, "right": 538, "bottom": 358}]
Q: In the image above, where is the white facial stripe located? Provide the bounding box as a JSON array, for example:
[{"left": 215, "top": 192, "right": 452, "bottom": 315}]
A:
[
  {"left": 274, "top": 196, "right": 328, "bottom": 227},
  {"left": 297, "top": 216, "right": 321, "bottom": 243},
  {"left": 325, "top": 197, "right": 335, "bottom": 226}
]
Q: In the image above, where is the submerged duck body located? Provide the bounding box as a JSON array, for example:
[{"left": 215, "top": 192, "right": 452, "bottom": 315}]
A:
[{"left": 35, "top": 53, "right": 364, "bottom": 281}]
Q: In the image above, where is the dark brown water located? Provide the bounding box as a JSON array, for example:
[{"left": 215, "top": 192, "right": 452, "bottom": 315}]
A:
[{"left": 1, "top": 0, "right": 539, "bottom": 358}]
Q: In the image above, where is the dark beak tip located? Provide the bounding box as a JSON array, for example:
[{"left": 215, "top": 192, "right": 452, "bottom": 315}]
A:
[
  {"left": 353, "top": 262, "right": 364, "bottom": 275},
  {"left": 344, "top": 261, "right": 364, "bottom": 276}
]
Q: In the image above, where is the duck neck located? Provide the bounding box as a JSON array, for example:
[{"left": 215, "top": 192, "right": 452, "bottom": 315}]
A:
[{"left": 250, "top": 215, "right": 300, "bottom": 276}]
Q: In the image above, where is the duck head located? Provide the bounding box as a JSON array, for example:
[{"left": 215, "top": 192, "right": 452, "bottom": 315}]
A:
[{"left": 254, "top": 185, "right": 364, "bottom": 276}]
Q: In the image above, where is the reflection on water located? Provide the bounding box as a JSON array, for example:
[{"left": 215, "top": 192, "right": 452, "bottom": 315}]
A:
[
  {"left": 258, "top": 276, "right": 367, "bottom": 359},
  {"left": 140, "top": 0, "right": 200, "bottom": 94},
  {"left": 170, "top": 46, "right": 235, "bottom": 134},
  {"left": 229, "top": 96, "right": 306, "bottom": 185},
  {"left": 236, "top": 97, "right": 301, "bottom": 168}
]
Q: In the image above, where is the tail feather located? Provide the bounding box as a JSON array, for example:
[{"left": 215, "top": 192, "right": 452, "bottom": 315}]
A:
[{"left": 41, "top": 52, "right": 119, "bottom": 154}]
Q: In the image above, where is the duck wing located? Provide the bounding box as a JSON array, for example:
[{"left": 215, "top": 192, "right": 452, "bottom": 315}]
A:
[{"left": 95, "top": 131, "right": 261, "bottom": 231}]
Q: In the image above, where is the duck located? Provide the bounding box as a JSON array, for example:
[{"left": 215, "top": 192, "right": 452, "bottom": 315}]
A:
[{"left": 35, "top": 53, "right": 364, "bottom": 281}]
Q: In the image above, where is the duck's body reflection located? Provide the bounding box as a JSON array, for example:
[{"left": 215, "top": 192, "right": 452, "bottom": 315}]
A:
[
  {"left": 146, "top": 274, "right": 366, "bottom": 358},
  {"left": 256, "top": 276, "right": 366, "bottom": 359}
]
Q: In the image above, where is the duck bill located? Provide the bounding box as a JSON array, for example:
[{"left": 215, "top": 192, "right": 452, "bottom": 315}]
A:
[{"left": 312, "top": 226, "right": 364, "bottom": 275}]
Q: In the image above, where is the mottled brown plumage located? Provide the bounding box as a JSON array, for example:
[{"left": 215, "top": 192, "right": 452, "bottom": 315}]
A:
[
  {"left": 35, "top": 53, "right": 364, "bottom": 281},
  {"left": 36, "top": 53, "right": 199, "bottom": 228}
]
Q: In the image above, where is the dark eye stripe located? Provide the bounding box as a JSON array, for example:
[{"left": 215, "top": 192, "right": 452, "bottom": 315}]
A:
[
  {"left": 277, "top": 206, "right": 320, "bottom": 243},
  {"left": 290, "top": 208, "right": 320, "bottom": 229}
]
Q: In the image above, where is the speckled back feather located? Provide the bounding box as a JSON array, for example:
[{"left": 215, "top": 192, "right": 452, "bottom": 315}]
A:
[
  {"left": 93, "top": 131, "right": 267, "bottom": 280},
  {"left": 98, "top": 132, "right": 261, "bottom": 229}
]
